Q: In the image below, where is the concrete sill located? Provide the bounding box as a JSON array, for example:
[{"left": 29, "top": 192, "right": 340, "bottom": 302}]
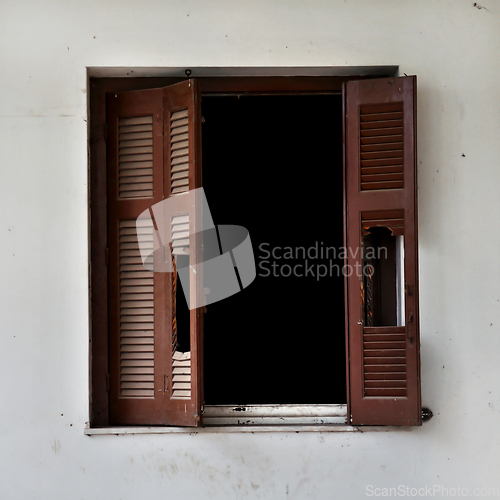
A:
[
  {"left": 84, "top": 405, "right": 415, "bottom": 435},
  {"left": 85, "top": 424, "right": 360, "bottom": 435}
]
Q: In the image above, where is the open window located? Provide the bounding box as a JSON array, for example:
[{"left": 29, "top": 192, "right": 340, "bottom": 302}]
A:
[
  {"left": 201, "top": 93, "right": 346, "bottom": 407},
  {"left": 90, "top": 74, "right": 421, "bottom": 428}
]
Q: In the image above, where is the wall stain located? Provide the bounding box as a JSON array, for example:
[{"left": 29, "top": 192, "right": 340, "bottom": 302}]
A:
[{"left": 52, "top": 439, "right": 61, "bottom": 454}]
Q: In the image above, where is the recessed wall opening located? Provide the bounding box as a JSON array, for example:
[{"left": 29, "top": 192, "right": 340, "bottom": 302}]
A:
[{"left": 201, "top": 94, "right": 346, "bottom": 405}]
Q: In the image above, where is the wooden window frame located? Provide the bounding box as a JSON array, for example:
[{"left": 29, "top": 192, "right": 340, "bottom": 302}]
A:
[{"left": 89, "top": 71, "right": 419, "bottom": 428}]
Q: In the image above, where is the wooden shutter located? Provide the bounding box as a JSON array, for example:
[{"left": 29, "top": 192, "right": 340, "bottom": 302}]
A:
[
  {"left": 107, "top": 80, "right": 203, "bottom": 426},
  {"left": 163, "top": 80, "right": 203, "bottom": 426},
  {"left": 345, "top": 76, "right": 421, "bottom": 425}
]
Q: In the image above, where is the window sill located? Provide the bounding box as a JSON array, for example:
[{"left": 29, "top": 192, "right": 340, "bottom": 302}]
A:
[
  {"left": 86, "top": 404, "right": 349, "bottom": 434},
  {"left": 84, "top": 425, "right": 415, "bottom": 435},
  {"left": 84, "top": 424, "right": 359, "bottom": 435},
  {"left": 84, "top": 405, "right": 415, "bottom": 434}
]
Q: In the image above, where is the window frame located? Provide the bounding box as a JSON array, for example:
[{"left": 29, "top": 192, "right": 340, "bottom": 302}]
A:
[{"left": 89, "top": 71, "right": 413, "bottom": 429}]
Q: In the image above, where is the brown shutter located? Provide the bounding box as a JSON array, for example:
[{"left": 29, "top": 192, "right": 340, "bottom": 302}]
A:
[
  {"left": 345, "top": 76, "right": 421, "bottom": 425},
  {"left": 107, "top": 80, "right": 203, "bottom": 426},
  {"left": 163, "top": 80, "right": 203, "bottom": 426},
  {"left": 107, "top": 88, "right": 167, "bottom": 425}
]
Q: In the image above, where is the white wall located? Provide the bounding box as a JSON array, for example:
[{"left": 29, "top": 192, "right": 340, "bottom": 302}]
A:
[{"left": 1, "top": 1, "right": 500, "bottom": 498}]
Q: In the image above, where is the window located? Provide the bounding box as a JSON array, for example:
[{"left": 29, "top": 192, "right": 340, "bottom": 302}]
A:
[
  {"left": 202, "top": 92, "right": 346, "bottom": 408},
  {"left": 89, "top": 74, "right": 421, "bottom": 428}
]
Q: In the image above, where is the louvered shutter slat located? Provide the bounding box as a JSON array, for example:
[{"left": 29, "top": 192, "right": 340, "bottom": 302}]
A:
[
  {"left": 169, "top": 108, "right": 191, "bottom": 196},
  {"left": 118, "top": 116, "right": 154, "bottom": 199},
  {"left": 360, "top": 102, "right": 404, "bottom": 191}
]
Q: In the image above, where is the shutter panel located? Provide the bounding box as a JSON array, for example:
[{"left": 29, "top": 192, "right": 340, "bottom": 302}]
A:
[
  {"left": 108, "top": 88, "right": 167, "bottom": 425},
  {"left": 345, "top": 76, "right": 421, "bottom": 425},
  {"left": 107, "top": 80, "right": 203, "bottom": 426},
  {"left": 162, "top": 80, "right": 203, "bottom": 426},
  {"left": 118, "top": 219, "right": 155, "bottom": 399}
]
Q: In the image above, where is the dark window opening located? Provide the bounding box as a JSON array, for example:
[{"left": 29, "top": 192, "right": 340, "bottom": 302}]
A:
[
  {"left": 173, "top": 253, "right": 191, "bottom": 353},
  {"left": 201, "top": 94, "right": 346, "bottom": 405},
  {"left": 363, "top": 227, "right": 405, "bottom": 328}
]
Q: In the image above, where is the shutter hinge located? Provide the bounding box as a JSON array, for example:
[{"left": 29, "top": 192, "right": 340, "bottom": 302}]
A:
[
  {"left": 164, "top": 374, "right": 168, "bottom": 392},
  {"left": 105, "top": 247, "right": 109, "bottom": 266},
  {"left": 103, "top": 123, "right": 108, "bottom": 142},
  {"left": 422, "top": 407, "right": 433, "bottom": 422},
  {"left": 407, "top": 314, "right": 414, "bottom": 343},
  {"left": 106, "top": 373, "right": 110, "bottom": 392}
]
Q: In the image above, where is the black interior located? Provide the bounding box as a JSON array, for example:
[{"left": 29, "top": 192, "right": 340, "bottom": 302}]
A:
[
  {"left": 191, "top": 94, "right": 346, "bottom": 404},
  {"left": 363, "top": 227, "right": 398, "bottom": 327}
]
